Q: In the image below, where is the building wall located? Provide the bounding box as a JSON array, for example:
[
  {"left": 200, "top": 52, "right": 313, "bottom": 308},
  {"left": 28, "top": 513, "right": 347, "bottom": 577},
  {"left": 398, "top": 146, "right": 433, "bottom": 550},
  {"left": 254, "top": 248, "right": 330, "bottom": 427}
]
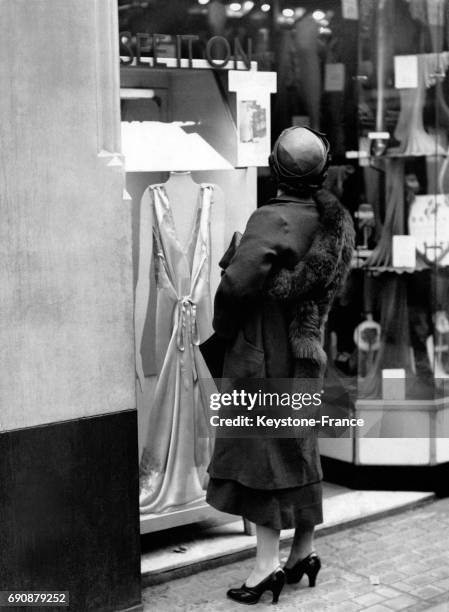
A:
[
  {"left": 0, "top": 0, "right": 135, "bottom": 431},
  {"left": 0, "top": 2, "right": 141, "bottom": 609}
]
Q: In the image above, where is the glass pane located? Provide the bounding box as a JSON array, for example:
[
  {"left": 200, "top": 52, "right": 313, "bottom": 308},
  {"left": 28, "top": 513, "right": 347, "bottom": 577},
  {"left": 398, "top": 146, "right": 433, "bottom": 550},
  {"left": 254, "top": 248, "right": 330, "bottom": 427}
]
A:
[{"left": 351, "top": 0, "right": 449, "bottom": 402}]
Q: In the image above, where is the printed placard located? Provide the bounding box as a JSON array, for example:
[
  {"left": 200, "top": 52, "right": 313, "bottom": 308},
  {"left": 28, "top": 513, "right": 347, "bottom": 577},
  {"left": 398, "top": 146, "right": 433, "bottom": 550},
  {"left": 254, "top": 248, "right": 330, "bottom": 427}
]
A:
[
  {"left": 394, "top": 55, "right": 419, "bottom": 89},
  {"left": 382, "top": 368, "right": 406, "bottom": 400},
  {"left": 342, "top": 0, "right": 359, "bottom": 20},
  {"left": 392, "top": 235, "right": 416, "bottom": 268},
  {"left": 368, "top": 132, "right": 390, "bottom": 140},
  {"left": 229, "top": 70, "right": 277, "bottom": 167},
  {"left": 345, "top": 150, "right": 368, "bottom": 159},
  {"left": 409, "top": 194, "right": 449, "bottom": 266},
  {"left": 324, "top": 63, "right": 345, "bottom": 92}
]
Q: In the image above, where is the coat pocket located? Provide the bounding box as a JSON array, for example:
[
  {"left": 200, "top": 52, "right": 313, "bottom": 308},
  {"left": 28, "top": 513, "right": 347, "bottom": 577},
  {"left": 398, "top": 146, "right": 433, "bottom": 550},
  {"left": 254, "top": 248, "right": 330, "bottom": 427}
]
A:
[{"left": 223, "top": 329, "right": 266, "bottom": 379}]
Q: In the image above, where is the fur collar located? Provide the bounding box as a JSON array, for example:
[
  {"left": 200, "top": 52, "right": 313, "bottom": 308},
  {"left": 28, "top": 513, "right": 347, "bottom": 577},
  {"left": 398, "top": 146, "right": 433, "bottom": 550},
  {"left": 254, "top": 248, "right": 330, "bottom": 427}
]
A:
[{"left": 266, "top": 188, "right": 355, "bottom": 370}]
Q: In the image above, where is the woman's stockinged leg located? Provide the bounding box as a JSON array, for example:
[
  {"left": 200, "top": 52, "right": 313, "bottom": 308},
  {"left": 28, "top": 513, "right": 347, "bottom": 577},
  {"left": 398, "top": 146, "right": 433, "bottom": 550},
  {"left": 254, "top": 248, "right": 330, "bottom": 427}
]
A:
[
  {"left": 246, "top": 525, "right": 281, "bottom": 587},
  {"left": 285, "top": 524, "right": 315, "bottom": 568}
]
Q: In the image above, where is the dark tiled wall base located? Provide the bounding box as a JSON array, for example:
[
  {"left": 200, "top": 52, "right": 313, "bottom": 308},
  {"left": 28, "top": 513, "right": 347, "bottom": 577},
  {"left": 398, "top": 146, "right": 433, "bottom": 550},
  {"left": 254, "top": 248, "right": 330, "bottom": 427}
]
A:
[{"left": 0, "top": 411, "right": 142, "bottom": 612}]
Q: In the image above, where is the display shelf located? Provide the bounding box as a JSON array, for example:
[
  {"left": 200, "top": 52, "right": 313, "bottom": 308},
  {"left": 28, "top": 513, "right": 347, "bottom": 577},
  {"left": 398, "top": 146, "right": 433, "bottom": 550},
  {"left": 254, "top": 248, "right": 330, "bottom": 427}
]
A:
[
  {"left": 361, "top": 266, "right": 424, "bottom": 273},
  {"left": 140, "top": 501, "right": 238, "bottom": 535},
  {"left": 354, "top": 396, "right": 449, "bottom": 466},
  {"left": 346, "top": 151, "right": 448, "bottom": 162},
  {"left": 374, "top": 151, "right": 446, "bottom": 159},
  {"left": 351, "top": 262, "right": 449, "bottom": 273},
  {"left": 120, "top": 65, "right": 276, "bottom": 169},
  {"left": 351, "top": 260, "right": 429, "bottom": 273}
]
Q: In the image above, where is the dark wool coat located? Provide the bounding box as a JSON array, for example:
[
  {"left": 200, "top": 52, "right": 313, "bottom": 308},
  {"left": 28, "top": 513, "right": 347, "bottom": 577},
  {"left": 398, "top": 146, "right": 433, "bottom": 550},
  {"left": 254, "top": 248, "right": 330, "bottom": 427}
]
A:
[{"left": 208, "top": 189, "right": 355, "bottom": 490}]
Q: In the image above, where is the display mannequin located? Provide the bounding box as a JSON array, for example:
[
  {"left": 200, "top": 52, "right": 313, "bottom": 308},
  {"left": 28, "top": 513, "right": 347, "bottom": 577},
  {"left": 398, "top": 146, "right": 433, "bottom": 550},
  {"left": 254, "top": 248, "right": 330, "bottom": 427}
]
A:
[
  {"left": 135, "top": 171, "right": 225, "bottom": 516},
  {"left": 359, "top": 274, "right": 415, "bottom": 399},
  {"left": 135, "top": 172, "right": 225, "bottom": 390},
  {"left": 163, "top": 172, "right": 225, "bottom": 265}
]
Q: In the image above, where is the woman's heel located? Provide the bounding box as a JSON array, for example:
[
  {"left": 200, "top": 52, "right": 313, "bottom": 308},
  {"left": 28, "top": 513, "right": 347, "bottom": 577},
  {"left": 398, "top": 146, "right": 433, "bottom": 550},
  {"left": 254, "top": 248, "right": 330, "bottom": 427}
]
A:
[
  {"left": 271, "top": 570, "right": 285, "bottom": 604},
  {"left": 305, "top": 554, "right": 321, "bottom": 587},
  {"left": 307, "top": 570, "right": 318, "bottom": 588},
  {"left": 227, "top": 568, "right": 285, "bottom": 605},
  {"left": 284, "top": 552, "right": 321, "bottom": 587}
]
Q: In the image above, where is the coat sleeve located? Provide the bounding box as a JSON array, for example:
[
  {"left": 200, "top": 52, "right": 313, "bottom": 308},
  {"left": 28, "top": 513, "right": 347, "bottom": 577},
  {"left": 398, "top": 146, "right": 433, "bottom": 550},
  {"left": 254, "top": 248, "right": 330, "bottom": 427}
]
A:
[{"left": 213, "top": 207, "right": 289, "bottom": 338}]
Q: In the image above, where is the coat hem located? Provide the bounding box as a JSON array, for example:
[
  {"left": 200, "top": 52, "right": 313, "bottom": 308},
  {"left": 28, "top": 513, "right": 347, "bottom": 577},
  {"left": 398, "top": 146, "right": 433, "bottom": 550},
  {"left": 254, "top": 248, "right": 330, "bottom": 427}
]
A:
[{"left": 207, "top": 471, "right": 323, "bottom": 491}]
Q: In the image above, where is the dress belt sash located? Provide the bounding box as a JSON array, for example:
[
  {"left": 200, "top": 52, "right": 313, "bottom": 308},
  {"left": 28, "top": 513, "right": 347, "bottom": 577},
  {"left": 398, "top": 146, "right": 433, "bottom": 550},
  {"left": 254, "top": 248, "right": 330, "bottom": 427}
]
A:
[{"left": 176, "top": 296, "right": 199, "bottom": 386}]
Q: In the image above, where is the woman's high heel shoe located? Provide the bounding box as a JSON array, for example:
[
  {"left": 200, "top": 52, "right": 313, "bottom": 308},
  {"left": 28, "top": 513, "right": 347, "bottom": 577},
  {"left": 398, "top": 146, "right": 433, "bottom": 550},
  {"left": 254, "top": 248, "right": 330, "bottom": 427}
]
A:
[
  {"left": 284, "top": 552, "right": 321, "bottom": 586},
  {"left": 227, "top": 568, "right": 285, "bottom": 605}
]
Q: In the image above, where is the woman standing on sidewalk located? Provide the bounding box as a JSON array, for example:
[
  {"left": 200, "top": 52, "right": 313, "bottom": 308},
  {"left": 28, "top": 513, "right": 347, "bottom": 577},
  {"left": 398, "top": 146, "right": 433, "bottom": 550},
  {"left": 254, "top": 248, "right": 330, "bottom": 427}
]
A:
[{"left": 206, "top": 127, "right": 355, "bottom": 605}]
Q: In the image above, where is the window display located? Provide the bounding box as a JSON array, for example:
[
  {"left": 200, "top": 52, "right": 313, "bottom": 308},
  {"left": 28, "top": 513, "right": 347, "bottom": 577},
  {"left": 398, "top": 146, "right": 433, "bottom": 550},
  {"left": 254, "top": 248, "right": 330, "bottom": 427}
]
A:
[
  {"left": 120, "top": 43, "right": 274, "bottom": 530},
  {"left": 348, "top": 0, "right": 449, "bottom": 406},
  {"left": 118, "top": 0, "right": 449, "bottom": 493}
]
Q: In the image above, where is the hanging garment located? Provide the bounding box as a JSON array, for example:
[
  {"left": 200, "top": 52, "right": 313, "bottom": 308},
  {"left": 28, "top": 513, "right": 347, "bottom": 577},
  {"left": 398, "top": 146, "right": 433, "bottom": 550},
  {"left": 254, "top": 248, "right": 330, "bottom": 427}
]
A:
[
  {"left": 394, "top": 53, "right": 449, "bottom": 156},
  {"left": 292, "top": 15, "right": 322, "bottom": 131},
  {"left": 139, "top": 184, "right": 215, "bottom": 515},
  {"left": 373, "top": 0, "right": 395, "bottom": 156},
  {"left": 423, "top": 51, "right": 449, "bottom": 131},
  {"left": 365, "top": 158, "right": 406, "bottom": 268},
  {"left": 426, "top": 0, "right": 446, "bottom": 50}
]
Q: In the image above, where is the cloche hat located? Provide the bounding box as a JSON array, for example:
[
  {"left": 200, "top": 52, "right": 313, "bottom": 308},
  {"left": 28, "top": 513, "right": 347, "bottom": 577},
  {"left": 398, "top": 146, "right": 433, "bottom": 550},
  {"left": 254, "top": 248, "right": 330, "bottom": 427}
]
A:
[{"left": 270, "top": 126, "right": 331, "bottom": 189}]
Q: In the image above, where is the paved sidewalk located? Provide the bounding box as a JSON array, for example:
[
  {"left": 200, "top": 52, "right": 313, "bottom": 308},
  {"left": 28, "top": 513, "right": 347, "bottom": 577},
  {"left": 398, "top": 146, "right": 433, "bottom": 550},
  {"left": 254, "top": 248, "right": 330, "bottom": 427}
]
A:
[{"left": 142, "top": 497, "right": 449, "bottom": 612}]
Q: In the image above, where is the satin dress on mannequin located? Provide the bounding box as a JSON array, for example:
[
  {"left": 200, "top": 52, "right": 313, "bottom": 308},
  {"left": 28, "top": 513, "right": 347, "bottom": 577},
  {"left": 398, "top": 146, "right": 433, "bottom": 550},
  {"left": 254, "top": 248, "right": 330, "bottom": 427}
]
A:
[{"left": 138, "top": 178, "right": 217, "bottom": 515}]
